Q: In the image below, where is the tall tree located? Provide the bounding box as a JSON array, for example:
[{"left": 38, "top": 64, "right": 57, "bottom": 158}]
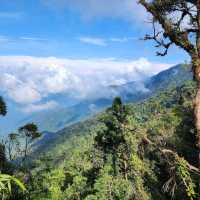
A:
[
  {"left": 0, "top": 97, "right": 7, "bottom": 172},
  {"left": 18, "top": 123, "right": 41, "bottom": 163},
  {"left": 6, "top": 133, "right": 19, "bottom": 161},
  {"left": 0, "top": 143, "right": 6, "bottom": 172},
  {"left": 94, "top": 97, "right": 129, "bottom": 176},
  {"left": 0, "top": 97, "right": 6, "bottom": 116},
  {"left": 139, "top": 0, "right": 200, "bottom": 168}
]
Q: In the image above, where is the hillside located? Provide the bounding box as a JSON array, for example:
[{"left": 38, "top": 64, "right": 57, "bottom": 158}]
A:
[
  {"left": 32, "top": 64, "right": 192, "bottom": 150},
  {"left": 27, "top": 79, "right": 200, "bottom": 200},
  {"left": 18, "top": 64, "right": 192, "bottom": 136},
  {"left": 0, "top": 64, "right": 191, "bottom": 135},
  {"left": 112, "top": 64, "right": 192, "bottom": 102}
]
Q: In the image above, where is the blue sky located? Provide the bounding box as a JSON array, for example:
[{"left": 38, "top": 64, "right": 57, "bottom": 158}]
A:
[
  {"left": 0, "top": 0, "right": 188, "bottom": 62},
  {"left": 0, "top": 0, "right": 190, "bottom": 115}
]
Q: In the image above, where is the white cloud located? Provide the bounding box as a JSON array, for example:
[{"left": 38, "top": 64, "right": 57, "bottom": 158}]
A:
[
  {"left": 22, "top": 101, "right": 58, "bottom": 113},
  {"left": 79, "top": 37, "right": 107, "bottom": 46},
  {"left": 78, "top": 36, "right": 137, "bottom": 46},
  {"left": 43, "top": 0, "right": 147, "bottom": 22},
  {"left": 0, "top": 56, "right": 172, "bottom": 110},
  {"left": 110, "top": 37, "right": 129, "bottom": 43},
  {"left": 110, "top": 37, "right": 136, "bottom": 43},
  {"left": 0, "top": 73, "right": 41, "bottom": 104}
]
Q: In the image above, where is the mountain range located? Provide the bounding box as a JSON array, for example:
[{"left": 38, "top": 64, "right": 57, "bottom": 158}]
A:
[
  {"left": 0, "top": 64, "right": 192, "bottom": 136},
  {"left": 30, "top": 63, "right": 193, "bottom": 153}
]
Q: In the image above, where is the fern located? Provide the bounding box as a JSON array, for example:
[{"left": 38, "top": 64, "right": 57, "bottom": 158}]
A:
[{"left": 0, "top": 174, "right": 26, "bottom": 199}]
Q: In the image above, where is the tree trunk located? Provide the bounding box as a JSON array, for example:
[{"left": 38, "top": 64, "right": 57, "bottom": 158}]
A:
[
  {"left": 194, "top": 87, "right": 200, "bottom": 200},
  {"left": 0, "top": 144, "right": 6, "bottom": 172},
  {"left": 124, "top": 160, "right": 128, "bottom": 181},
  {"left": 195, "top": 85, "right": 200, "bottom": 146},
  {"left": 193, "top": 60, "right": 200, "bottom": 169},
  {"left": 112, "top": 153, "right": 117, "bottom": 176}
]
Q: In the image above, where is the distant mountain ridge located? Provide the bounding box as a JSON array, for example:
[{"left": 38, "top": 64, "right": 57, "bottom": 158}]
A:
[
  {"left": 33, "top": 64, "right": 192, "bottom": 137},
  {"left": 109, "top": 64, "right": 192, "bottom": 102},
  {"left": 33, "top": 64, "right": 194, "bottom": 155},
  {"left": 19, "top": 98, "right": 112, "bottom": 132},
  {"left": 0, "top": 64, "right": 192, "bottom": 135}
]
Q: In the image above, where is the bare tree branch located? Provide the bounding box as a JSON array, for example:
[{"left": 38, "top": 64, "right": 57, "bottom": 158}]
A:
[
  {"left": 142, "top": 136, "right": 200, "bottom": 173},
  {"left": 144, "top": 20, "right": 173, "bottom": 56},
  {"left": 139, "top": 0, "right": 197, "bottom": 57}
]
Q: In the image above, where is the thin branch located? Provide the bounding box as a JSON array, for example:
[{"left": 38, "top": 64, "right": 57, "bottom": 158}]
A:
[
  {"left": 139, "top": 0, "right": 198, "bottom": 57},
  {"left": 142, "top": 136, "right": 200, "bottom": 173},
  {"left": 144, "top": 20, "right": 173, "bottom": 56},
  {"left": 161, "top": 149, "right": 200, "bottom": 173}
]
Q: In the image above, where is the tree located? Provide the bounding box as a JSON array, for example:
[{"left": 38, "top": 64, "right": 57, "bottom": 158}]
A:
[
  {"left": 6, "top": 133, "right": 19, "bottom": 161},
  {"left": 0, "top": 97, "right": 26, "bottom": 198},
  {"left": 139, "top": 0, "right": 200, "bottom": 168},
  {"left": 0, "top": 97, "right": 6, "bottom": 116},
  {"left": 0, "top": 143, "right": 6, "bottom": 172},
  {"left": 18, "top": 123, "right": 41, "bottom": 163},
  {"left": 0, "top": 97, "right": 7, "bottom": 172},
  {"left": 94, "top": 97, "right": 129, "bottom": 176}
]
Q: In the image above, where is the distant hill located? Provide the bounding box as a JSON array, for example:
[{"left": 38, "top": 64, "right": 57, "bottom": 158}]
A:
[
  {"left": 0, "top": 64, "right": 192, "bottom": 135},
  {"left": 33, "top": 64, "right": 193, "bottom": 152},
  {"left": 112, "top": 64, "right": 192, "bottom": 102},
  {"left": 147, "top": 63, "right": 192, "bottom": 91}
]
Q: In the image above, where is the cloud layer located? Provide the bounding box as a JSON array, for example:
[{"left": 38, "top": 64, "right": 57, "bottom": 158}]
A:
[{"left": 0, "top": 56, "right": 172, "bottom": 112}]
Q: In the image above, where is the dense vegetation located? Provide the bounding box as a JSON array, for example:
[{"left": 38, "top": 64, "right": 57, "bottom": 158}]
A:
[{"left": 4, "top": 80, "right": 196, "bottom": 200}]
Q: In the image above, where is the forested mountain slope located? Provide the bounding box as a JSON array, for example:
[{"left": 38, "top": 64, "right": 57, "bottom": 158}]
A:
[
  {"left": 34, "top": 64, "right": 192, "bottom": 151},
  {"left": 5, "top": 64, "right": 192, "bottom": 135},
  {"left": 112, "top": 64, "right": 192, "bottom": 102},
  {"left": 27, "top": 80, "right": 199, "bottom": 200}
]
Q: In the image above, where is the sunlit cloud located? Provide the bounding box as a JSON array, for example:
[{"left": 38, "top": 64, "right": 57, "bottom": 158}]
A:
[
  {"left": 78, "top": 37, "right": 107, "bottom": 46},
  {"left": 109, "top": 37, "right": 137, "bottom": 43},
  {"left": 0, "top": 55, "right": 172, "bottom": 113},
  {"left": 78, "top": 36, "right": 137, "bottom": 46}
]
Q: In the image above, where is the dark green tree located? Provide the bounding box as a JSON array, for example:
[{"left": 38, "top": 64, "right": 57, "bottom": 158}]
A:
[
  {"left": 0, "top": 97, "right": 7, "bottom": 172},
  {"left": 0, "top": 97, "right": 7, "bottom": 116},
  {"left": 94, "top": 97, "right": 129, "bottom": 176},
  {"left": 0, "top": 143, "right": 6, "bottom": 172}
]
